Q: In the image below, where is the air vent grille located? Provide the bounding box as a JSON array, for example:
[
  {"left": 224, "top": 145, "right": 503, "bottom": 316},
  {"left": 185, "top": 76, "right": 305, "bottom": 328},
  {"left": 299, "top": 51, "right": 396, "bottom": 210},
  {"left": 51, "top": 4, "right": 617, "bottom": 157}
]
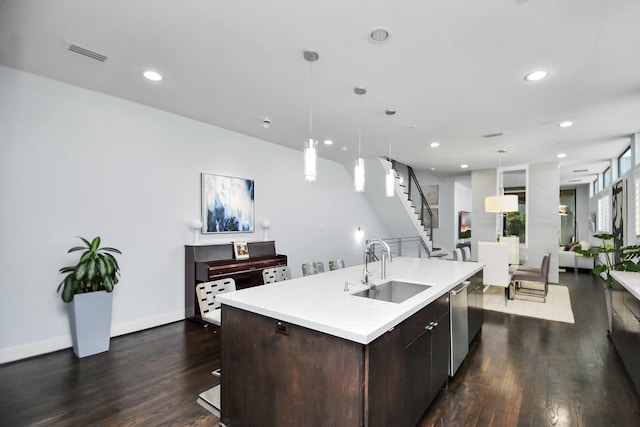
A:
[
  {"left": 482, "top": 132, "right": 504, "bottom": 138},
  {"left": 573, "top": 169, "right": 588, "bottom": 173},
  {"left": 68, "top": 44, "right": 107, "bottom": 62},
  {"left": 568, "top": 179, "right": 582, "bottom": 182}
]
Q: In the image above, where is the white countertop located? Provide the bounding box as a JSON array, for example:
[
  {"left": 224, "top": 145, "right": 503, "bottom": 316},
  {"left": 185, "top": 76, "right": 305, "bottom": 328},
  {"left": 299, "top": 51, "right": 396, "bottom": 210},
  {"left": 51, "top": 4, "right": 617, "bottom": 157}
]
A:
[
  {"left": 611, "top": 271, "right": 640, "bottom": 300},
  {"left": 217, "top": 257, "right": 484, "bottom": 344}
]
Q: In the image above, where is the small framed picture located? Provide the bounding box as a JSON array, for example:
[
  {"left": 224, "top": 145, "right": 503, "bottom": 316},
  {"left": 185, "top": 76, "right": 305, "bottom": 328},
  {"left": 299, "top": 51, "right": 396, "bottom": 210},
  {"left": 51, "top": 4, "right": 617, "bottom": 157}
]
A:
[{"left": 233, "top": 241, "right": 249, "bottom": 260}]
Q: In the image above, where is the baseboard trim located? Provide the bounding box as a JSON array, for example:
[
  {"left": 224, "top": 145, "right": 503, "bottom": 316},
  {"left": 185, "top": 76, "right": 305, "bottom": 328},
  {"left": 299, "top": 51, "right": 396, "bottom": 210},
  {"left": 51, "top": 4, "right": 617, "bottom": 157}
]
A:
[{"left": 0, "top": 310, "right": 185, "bottom": 365}]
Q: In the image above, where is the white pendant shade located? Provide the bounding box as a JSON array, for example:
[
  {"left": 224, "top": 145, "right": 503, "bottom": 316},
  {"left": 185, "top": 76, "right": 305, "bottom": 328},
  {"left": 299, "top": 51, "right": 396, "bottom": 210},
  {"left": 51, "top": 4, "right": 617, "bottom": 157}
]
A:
[
  {"left": 485, "top": 194, "right": 518, "bottom": 213},
  {"left": 303, "top": 138, "right": 317, "bottom": 182},
  {"left": 385, "top": 168, "right": 395, "bottom": 197},
  {"left": 354, "top": 158, "right": 365, "bottom": 192}
]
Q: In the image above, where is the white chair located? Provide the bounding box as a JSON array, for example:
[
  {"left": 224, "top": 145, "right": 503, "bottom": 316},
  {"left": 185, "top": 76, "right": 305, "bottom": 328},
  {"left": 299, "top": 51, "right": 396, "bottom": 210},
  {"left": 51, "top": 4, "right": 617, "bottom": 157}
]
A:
[
  {"left": 504, "top": 235, "right": 520, "bottom": 266},
  {"left": 315, "top": 261, "right": 325, "bottom": 273},
  {"left": 452, "top": 248, "right": 463, "bottom": 261},
  {"left": 329, "top": 260, "right": 345, "bottom": 271},
  {"left": 478, "top": 241, "right": 511, "bottom": 305},
  {"left": 462, "top": 246, "right": 471, "bottom": 261},
  {"left": 195, "top": 278, "right": 236, "bottom": 326},
  {"left": 262, "top": 268, "right": 278, "bottom": 284},
  {"left": 195, "top": 278, "right": 235, "bottom": 418},
  {"left": 263, "top": 266, "right": 291, "bottom": 284},
  {"left": 302, "top": 262, "right": 319, "bottom": 276},
  {"left": 276, "top": 266, "right": 291, "bottom": 281}
]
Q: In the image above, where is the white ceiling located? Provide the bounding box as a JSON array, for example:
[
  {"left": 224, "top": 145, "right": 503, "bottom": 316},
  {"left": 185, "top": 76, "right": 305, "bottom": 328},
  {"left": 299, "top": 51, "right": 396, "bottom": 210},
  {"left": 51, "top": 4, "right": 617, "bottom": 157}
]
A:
[{"left": 1, "top": 0, "right": 639, "bottom": 186}]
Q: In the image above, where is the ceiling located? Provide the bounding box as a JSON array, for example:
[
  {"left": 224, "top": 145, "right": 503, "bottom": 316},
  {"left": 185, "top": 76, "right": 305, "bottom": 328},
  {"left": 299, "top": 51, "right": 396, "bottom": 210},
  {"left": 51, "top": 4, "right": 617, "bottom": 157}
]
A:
[{"left": 1, "top": 0, "right": 639, "bottom": 186}]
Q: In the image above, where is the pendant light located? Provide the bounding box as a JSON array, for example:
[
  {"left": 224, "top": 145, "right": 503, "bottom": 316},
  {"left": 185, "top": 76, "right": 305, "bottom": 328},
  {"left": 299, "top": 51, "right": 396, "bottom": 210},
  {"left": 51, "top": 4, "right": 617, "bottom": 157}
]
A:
[
  {"left": 303, "top": 50, "right": 319, "bottom": 182},
  {"left": 385, "top": 109, "right": 396, "bottom": 197},
  {"left": 354, "top": 87, "right": 366, "bottom": 192},
  {"left": 485, "top": 149, "right": 518, "bottom": 213}
]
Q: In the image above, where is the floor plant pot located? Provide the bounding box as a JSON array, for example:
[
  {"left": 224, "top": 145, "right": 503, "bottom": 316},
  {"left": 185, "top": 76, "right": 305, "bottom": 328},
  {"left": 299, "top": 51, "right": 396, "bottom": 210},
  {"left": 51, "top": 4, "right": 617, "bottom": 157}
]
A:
[{"left": 69, "top": 290, "right": 113, "bottom": 358}]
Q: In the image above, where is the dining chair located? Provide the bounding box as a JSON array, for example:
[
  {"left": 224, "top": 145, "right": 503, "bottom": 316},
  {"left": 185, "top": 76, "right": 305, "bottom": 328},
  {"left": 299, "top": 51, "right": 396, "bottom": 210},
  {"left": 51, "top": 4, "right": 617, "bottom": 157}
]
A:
[
  {"left": 329, "top": 260, "right": 345, "bottom": 271},
  {"left": 195, "top": 278, "right": 237, "bottom": 326},
  {"left": 302, "top": 262, "right": 317, "bottom": 276},
  {"left": 511, "top": 252, "right": 551, "bottom": 302}
]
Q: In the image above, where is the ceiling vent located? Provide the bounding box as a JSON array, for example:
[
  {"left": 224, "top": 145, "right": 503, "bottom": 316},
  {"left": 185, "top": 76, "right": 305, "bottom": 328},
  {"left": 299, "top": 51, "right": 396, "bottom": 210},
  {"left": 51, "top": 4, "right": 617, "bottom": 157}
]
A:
[
  {"left": 568, "top": 179, "right": 582, "bottom": 183},
  {"left": 482, "top": 132, "right": 504, "bottom": 138},
  {"left": 68, "top": 44, "right": 107, "bottom": 62},
  {"left": 573, "top": 168, "right": 588, "bottom": 173}
]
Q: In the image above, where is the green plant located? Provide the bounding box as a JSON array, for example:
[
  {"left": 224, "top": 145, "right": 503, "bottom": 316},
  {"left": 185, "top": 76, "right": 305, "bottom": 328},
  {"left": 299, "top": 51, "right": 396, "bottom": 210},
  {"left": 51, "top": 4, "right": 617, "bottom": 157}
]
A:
[
  {"left": 57, "top": 236, "right": 122, "bottom": 302},
  {"left": 576, "top": 232, "right": 640, "bottom": 288}
]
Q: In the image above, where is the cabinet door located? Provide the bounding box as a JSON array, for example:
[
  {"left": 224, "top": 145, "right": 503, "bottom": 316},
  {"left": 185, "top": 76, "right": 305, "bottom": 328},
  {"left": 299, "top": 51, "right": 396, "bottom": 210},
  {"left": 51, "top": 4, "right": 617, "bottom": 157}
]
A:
[
  {"left": 404, "top": 327, "right": 431, "bottom": 427},
  {"left": 611, "top": 281, "right": 625, "bottom": 351},
  {"left": 623, "top": 292, "right": 640, "bottom": 391},
  {"left": 430, "top": 310, "right": 451, "bottom": 400}
]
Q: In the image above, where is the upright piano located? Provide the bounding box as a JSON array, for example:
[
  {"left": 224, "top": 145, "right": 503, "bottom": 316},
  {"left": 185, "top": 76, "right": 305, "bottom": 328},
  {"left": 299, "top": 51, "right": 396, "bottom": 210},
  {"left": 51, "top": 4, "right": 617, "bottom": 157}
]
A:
[{"left": 185, "top": 241, "right": 287, "bottom": 322}]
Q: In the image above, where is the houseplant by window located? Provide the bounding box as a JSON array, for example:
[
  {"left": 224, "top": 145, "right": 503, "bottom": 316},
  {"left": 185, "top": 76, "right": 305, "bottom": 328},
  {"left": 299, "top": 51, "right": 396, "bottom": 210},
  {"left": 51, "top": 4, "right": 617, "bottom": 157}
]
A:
[{"left": 58, "top": 236, "right": 122, "bottom": 357}]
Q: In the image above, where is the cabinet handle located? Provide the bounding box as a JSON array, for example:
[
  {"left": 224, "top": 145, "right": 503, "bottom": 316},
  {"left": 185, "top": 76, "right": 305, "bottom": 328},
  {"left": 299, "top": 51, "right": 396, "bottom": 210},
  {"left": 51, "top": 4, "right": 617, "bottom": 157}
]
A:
[
  {"left": 425, "top": 322, "right": 434, "bottom": 331},
  {"left": 451, "top": 282, "right": 469, "bottom": 296}
]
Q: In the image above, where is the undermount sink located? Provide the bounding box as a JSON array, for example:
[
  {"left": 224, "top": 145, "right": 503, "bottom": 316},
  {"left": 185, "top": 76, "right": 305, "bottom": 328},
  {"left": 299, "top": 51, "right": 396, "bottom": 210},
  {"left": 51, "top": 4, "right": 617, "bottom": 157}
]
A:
[{"left": 352, "top": 280, "right": 432, "bottom": 304}]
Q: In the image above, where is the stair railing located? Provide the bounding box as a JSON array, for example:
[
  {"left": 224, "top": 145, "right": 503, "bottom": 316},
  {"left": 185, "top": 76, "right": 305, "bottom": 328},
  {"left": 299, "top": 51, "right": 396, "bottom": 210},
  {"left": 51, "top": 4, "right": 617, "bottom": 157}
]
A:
[{"left": 406, "top": 165, "right": 434, "bottom": 246}]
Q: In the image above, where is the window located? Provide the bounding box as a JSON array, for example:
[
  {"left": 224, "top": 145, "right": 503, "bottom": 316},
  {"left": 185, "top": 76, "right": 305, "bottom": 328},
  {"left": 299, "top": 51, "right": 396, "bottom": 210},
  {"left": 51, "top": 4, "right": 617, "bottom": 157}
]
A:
[
  {"left": 603, "top": 167, "right": 611, "bottom": 188},
  {"left": 504, "top": 188, "right": 526, "bottom": 244},
  {"left": 635, "top": 168, "right": 640, "bottom": 237},
  {"left": 619, "top": 147, "right": 632, "bottom": 177},
  {"left": 593, "top": 178, "right": 599, "bottom": 196},
  {"left": 559, "top": 189, "right": 576, "bottom": 245},
  {"left": 598, "top": 193, "right": 611, "bottom": 233}
]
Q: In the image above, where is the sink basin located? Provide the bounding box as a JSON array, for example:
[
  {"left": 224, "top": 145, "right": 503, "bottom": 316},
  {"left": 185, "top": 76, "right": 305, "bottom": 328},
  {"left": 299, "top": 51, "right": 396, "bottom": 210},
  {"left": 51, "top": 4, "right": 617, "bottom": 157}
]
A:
[{"left": 352, "top": 280, "right": 432, "bottom": 304}]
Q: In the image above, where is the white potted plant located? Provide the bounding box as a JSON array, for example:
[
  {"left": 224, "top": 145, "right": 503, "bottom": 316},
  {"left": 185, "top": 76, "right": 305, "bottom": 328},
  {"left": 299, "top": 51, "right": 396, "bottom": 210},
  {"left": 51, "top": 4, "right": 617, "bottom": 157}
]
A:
[{"left": 58, "top": 236, "right": 122, "bottom": 357}]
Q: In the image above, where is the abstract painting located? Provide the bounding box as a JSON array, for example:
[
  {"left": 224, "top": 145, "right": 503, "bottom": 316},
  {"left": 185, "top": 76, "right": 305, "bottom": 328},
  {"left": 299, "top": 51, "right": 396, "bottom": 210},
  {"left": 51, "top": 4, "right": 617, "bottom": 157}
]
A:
[
  {"left": 201, "top": 173, "right": 254, "bottom": 233},
  {"left": 612, "top": 178, "right": 626, "bottom": 258}
]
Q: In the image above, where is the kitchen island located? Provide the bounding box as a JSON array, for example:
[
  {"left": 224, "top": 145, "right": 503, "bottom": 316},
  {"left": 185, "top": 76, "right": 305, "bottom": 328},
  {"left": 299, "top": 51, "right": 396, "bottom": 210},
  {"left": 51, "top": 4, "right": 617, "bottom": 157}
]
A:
[{"left": 216, "top": 257, "right": 483, "bottom": 426}]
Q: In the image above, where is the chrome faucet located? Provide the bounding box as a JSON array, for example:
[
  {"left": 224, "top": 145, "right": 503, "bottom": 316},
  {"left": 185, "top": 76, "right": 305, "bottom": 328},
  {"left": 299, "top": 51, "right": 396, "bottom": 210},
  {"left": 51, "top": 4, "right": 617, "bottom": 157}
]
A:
[{"left": 362, "top": 239, "right": 393, "bottom": 286}]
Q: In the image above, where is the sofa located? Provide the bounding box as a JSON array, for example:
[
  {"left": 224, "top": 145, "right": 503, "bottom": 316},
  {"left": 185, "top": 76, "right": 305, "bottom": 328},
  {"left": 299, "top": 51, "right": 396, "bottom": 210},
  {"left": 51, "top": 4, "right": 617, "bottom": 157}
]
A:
[{"left": 559, "top": 241, "right": 595, "bottom": 272}]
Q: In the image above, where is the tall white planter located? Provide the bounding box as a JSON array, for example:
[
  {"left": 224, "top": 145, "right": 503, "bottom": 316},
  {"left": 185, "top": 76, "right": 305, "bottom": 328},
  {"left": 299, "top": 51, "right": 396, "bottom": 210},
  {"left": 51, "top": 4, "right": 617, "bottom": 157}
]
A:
[{"left": 69, "top": 290, "right": 113, "bottom": 357}]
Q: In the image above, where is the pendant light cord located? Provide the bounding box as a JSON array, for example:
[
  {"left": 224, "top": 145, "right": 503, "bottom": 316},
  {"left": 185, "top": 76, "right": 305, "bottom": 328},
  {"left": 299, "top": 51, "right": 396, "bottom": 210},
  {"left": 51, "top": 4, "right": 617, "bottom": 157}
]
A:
[
  {"left": 308, "top": 61, "right": 313, "bottom": 139},
  {"left": 358, "top": 94, "right": 362, "bottom": 157}
]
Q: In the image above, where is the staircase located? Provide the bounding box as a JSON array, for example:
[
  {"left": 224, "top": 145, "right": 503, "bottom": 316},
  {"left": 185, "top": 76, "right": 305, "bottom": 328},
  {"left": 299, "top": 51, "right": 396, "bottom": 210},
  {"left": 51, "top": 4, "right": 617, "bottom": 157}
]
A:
[{"left": 359, "top": 158, "right": 441, "bottom": 257}]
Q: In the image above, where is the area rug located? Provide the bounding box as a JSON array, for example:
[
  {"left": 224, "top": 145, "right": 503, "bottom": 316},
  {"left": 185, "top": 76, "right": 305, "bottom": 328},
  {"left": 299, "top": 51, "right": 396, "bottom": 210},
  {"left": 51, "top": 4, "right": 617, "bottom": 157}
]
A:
[{"left": 483, "top": 285, "right": 575, "bottom": 324}]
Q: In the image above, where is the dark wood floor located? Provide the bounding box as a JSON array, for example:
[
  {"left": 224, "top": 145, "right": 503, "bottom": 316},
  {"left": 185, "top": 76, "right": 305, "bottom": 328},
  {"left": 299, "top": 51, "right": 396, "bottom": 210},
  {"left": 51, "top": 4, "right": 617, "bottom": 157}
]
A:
[{"left": 1, "top": 271, "right": 639, "bottom": 426}]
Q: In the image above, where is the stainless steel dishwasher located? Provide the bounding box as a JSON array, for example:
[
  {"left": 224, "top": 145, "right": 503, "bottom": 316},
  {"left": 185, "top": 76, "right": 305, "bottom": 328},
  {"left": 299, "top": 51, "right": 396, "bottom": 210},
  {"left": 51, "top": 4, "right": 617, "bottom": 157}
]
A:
[{"left": 449, "top": 280, "right": 470, "bottom": 376}]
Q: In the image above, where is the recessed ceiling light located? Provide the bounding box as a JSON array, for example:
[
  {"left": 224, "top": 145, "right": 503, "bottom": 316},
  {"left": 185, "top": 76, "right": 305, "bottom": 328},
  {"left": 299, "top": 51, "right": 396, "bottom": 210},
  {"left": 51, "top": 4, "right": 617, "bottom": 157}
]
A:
[
  {"left": 323, "top": 139, "right": 333, "bottom": 145},
  {"left": 557, "top": 153, "right": 567, "bottom": 158},
  {"left": 430, "top": 142, "right": 440, "bottom": 148},
  {"left": 143, "top": 70, "right": 162, "bottom": 81},
  {"left": 341, "top": 147, "right": 348, "bottom": 151},
  {"left": 524, "top": 70, "right": 549, "bottom": 81},
  {"left": 559, "top": 121, "right": 573, "bottom": 128},
  {"left": 369, "top": 27, "right": 390, "bottom": 43},
  {"left": 430, "top": 167, "right": 436, "bottom": 171},
  {"left": 460, "top": 164, "right": 469, "bottom": 169}
]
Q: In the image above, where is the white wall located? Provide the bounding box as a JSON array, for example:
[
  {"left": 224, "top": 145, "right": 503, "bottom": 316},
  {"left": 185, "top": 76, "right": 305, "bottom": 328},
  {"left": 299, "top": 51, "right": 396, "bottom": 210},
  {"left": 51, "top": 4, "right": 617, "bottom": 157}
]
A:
[
  {"left": 414, "top": 171, "right": 456, "bottom": 252},
  {"left": 527, "top": 163, "right": 560, "bottom": 284},
  {"left": 454, "top": 181, "right": 472, "bottom": 249},
  {"left": 0, "top": 66, "right": 390, "bottom": 363}
]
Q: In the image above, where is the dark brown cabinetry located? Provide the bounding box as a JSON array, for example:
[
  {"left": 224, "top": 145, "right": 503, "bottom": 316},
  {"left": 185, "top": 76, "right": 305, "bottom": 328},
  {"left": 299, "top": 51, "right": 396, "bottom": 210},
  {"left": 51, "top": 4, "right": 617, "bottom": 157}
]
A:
[
  {"left": 467, "top": 271, "right": 484, "bottom": 345},
  {"left": 184, "top": 241, "right": 286, "bottom": 322},
  {"left": 611, "top": 278, "right": 640, "bottom": 392},
  {"left": 220, "top": 294, "right": 451, "bottom": 427},
  {"left": 404, "top": 293, "right": 450, "bottom": 427}
]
